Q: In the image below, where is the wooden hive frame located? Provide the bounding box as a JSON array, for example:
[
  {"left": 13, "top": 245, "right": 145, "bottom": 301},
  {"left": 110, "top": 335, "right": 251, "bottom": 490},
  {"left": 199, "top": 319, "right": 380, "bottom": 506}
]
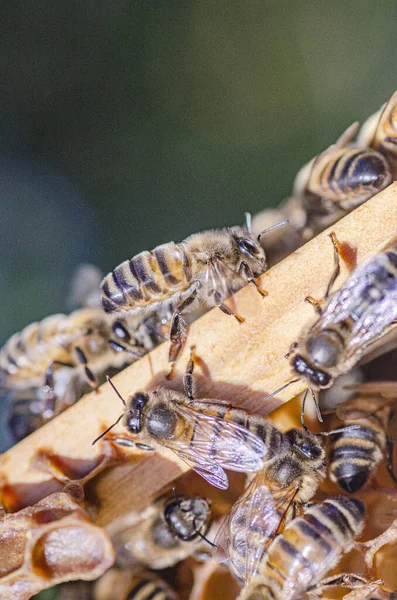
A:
[{"left": 1, "top": 182, "right": 397, "bottom": 528}]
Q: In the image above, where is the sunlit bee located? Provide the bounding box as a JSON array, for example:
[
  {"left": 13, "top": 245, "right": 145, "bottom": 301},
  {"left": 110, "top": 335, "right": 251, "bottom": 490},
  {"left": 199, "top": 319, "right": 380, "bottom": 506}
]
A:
[
  {"left": 100, "top": 218, "right": 287, "bottom": 366},
  {"left": 285, "top": 235, "right": 397, "bottom": 424},
  {"left": 283, "top": 120, "right": 391, "bottom": 242},
  {"left": 93, "top": 347, "right": 266, "bottom": 489},
  {"left": 108, "top": 490, "right": 212, "bottom": 569},
  {"left": 0, "top": 308, "right": 158, "bottom": 430},
  {"left": 358, "top": 91, "right": 397, "bottom": 176},
  {"left": 328, "top": 380, "right": 397, "bottom": 493},
  {"left": 238, "top": 497, "right": 367, "bottom": 600},
  {"left": 214, "top": 427, "right": 326, "bottom": 584},
  {"left": 95, "top": 568, "right": 177, "bottom": 600}
]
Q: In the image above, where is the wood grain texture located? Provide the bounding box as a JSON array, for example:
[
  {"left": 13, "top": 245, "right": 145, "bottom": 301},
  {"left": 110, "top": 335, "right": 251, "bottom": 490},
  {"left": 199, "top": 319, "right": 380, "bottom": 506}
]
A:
[{"left": 1, "top": 181, "right": 397, "bottom": 524}]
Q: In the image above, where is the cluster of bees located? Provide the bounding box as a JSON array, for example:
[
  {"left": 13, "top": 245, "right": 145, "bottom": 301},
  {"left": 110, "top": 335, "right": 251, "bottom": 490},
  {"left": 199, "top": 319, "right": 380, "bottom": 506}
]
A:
[{"left": 2, "top": 91, "right": 397, "bottom": 600}]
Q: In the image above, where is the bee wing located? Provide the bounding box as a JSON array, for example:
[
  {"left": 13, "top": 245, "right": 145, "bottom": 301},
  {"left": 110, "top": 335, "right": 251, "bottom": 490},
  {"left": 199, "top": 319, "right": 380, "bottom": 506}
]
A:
[
  {"left": 346, "top": 381, "right": 397, "bottom": 399},
  {"left": 315, "top": 255, "right": 397, "bottom": 357},
  {"left": 172, "top": 447, "right": 229, "bottom": 489},
  {"left": 173, "top": 403, "right": 267, "bottom": 472},
  {"left": 214, "top": 475, "right": 296, "bottom": 584}
]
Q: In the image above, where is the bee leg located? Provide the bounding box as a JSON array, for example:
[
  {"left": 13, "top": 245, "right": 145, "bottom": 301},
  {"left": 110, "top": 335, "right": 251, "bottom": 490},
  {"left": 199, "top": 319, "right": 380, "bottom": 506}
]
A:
[
  {"left": 183, "top": 345, "right": 196, "bottom": 401},
  {"left": 239, "top": 261, "right": 268, "bottom": 297},
  {"left": 311, "top": 574, "right": 374, "bottom": 599},
  {"left": 325, "top": 232, "right": 341, "bottom": 299},
  {"left": 167, "top": 290, "right": 198, "bottom": 379},
  {"left": 44, "top": 360, "right": 75, "bottom": 416},
  {"left": 75, "top": 346, "right": 98, "bottom": 391},
  {"left": 305, "top": 296, "right": 323, "bottom": 315},
  {"left": 211, "top": 290, "right": 244, "bottom": 323}
]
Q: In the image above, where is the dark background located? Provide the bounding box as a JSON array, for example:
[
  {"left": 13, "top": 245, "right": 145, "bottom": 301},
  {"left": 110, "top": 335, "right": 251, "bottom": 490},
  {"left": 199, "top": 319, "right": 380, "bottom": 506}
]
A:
[{"left": 0, "top": 2, "right": 396, "bottom": 597}]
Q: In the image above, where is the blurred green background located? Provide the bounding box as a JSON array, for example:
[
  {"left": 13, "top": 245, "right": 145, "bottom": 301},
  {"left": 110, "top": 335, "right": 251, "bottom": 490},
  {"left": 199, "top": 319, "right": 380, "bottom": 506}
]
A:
[{"left": 0, "top": 1, "right": 395, "bottom": 597}]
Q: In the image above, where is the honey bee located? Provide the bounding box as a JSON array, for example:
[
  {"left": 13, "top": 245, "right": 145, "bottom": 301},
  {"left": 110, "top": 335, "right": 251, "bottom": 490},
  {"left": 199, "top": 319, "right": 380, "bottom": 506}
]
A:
[
  {"left": 358, "top": 91, "right": 397, "bottom": 177},
  {"left": 214, "top": 425, "right": 326, "bottom": 584},
  {"left": 284, "top": 234, "right": 397, "bottom": 425},
  {"left": 94, "top": 568, "right": 177, "bottom": 600},
  {"left": 327, "top": 380, "right": 397, "bottom": 493},
  {"left": 107, "top": 489, "right": 212, "bottom": 569},
  {"left": 92, "top": 347, "right": 267, "bottom": 489},
  {"left": 282, "top": 117, "right": 392, "bottom": 242},
  {"left": 238, "top": 496, "right": 368, "bottom": 600},
  {"left": 100, "top": 217, "right": 287, "bottom": 367}
]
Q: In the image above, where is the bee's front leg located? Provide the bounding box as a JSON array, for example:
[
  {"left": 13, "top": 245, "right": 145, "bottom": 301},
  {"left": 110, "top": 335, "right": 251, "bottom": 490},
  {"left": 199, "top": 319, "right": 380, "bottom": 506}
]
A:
[
  {"left": 238, "top": 261, "right": 268, "bottom": 298},
  {"left": 167, "top": 289, "right": 198, "bottom": 379}
]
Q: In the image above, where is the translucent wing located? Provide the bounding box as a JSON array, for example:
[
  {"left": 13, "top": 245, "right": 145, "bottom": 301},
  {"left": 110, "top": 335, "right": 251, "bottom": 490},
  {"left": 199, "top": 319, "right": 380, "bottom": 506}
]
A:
[
  {"left": 173, "top": 403, "right": 266, "bottom": 471},
  {"left": 214, "top": 475, "right": 297, "bottom": 584},
  {"left": 173, "top": 447, "right": 229, "bottom": 489},
  {"left": 313, "top": 250, "right": 397, "bottom": 357},
  {"left": 161, "top": 403, "right": 266, "bottom": 489},
  {"left": 346, "top": 381, "right": 397, "bottom": 399}
]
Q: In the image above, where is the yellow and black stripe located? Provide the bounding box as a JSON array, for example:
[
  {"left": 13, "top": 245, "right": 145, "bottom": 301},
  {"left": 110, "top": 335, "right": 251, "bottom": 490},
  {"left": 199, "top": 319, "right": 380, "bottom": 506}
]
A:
[
  {"left": 309, "top": 147, "right": 391, "bottom": 204},
  {"left": 125, "top": 576, "right": 175, "bottom": 600},
  {"left": 101, "top": 243, "right": 193, "bottom": 313},
  {"left": 248, "top": 497, "right": 364, "bottom": 600}
]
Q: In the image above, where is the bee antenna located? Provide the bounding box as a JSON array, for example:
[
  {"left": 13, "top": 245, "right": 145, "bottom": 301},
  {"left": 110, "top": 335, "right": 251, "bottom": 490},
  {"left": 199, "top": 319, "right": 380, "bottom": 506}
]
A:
[
  {"left": 92, "top": 413, "right": 124, "bottom": 445},
  {"left": 300, "top": 388, "right": 323, "bottom": 432},
  {"left": 172, "top": 487, "right": 182, "bottom": 508},
  {"left": 244, "top": 212, "right": 252, "bottom": 233},
  {"left": 106, "top": 375, "right": 126, "bottom": 407},
  {"left": 257, "top": 220, "right": 289, "bottom": 242},
  {"left": 317, "top": 424, "right": 361, "bottom": 438},
  {"left": 310, "top": 387, "right": 323, "bottom": 423},
  {"left": 263, "top": 379, "right": 299, "bottom": 402},
  {"left": 193, "top": 517, "right": 217, "bottom": 549}
]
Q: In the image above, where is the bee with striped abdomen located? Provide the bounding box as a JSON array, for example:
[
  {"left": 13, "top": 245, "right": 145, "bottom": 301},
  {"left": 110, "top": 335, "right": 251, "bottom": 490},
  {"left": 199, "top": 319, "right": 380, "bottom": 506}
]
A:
[
  {"left": 94, "top": 568, "right": 177, "bottom": 600},
  {"left": 0, "top": 307, "right": 159, "bottom": 439},
  {"left": 328, "top": 380, "right": 397, "bottom": 493},
  {"left": 282, "top": 115, "right": 392, "bottom": 242},
  {"left": 100, "top": 216, "right": 287, "bottom": 369},
  {"left": 92, "top": 347, "right": 267, "bottom": 489},
  {"left": 238, "top": 497, "right": 369, "bottom": 600},
  {"left": 358, "top": 91, "right": 397, "bottom": 177},
  {"left": 107, "top": 489, "right": 212, "bottom": 569},
  {"left": 214, "top": 426, "right": 326, "bottom": 584},
  {"left": 284, "top": 234, "right": 397, "bottom": 425}
]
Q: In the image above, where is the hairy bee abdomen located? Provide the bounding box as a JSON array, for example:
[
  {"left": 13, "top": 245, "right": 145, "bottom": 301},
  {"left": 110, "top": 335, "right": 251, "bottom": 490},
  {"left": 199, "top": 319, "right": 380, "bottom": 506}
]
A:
[
  {"left": 329, "top": 418, "right": 386, "bottom": 493},
  {"left": 308, "top": 148, "right": 391, "bottom": 207},
  {"left": 125, "top": 576, "right": 175, "bottom": 600},
  {"left": 0, "top": 315, "right": 66, "bottom": 380},
  {"left": 257, "top": 497, "right": 364, "bottom": 597},
  {"left": 101, "top": 243, "right": 193, "bottom": 313}
]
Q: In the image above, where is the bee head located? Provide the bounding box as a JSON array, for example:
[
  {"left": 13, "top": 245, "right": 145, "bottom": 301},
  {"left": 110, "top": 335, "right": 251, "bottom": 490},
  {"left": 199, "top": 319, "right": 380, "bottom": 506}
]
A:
[
  {"left": 286, "top": 428, "right": 325, "bottom": 465},
  {"left": 164, "top": 496, "right": 211, "bottom": 541},
  {"left": 291, "top": 349, "right": 333, "bottom": 390},
  {"left": 234, "top": 228, "right": 267, "bottom": 276},
  {"left": 125, "top": 392, "right": 149, "bottom": 434}
]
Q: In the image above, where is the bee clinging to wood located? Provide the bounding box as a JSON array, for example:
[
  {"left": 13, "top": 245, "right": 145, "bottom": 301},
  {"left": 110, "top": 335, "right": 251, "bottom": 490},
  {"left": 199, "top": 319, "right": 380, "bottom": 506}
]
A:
[
  {"left": 327, "top": 380, "right": 397, "bottom": 493},
  {"left": 100, "top": 216, "right": 288, "bottom": 368},
  {"left": 282, "top": 233, "right": 397, "bottom": 425},
  {"left": 92, "top": 347, "right": 267, "bottom": 489},
  {"left": 358, "top": 90, "right": 397, "bottom": 177},
  {"left": 214, "top": 422, "right": 327, "bottom": 585},
  {"left": 282, "top": 116, "right": 392, "bottom": 242},
  {"left": 238, "top": 496, "right": 371, "bottom": 600},
  {"left": 108, "top": 489, "right": 213, "bottom": 569}
]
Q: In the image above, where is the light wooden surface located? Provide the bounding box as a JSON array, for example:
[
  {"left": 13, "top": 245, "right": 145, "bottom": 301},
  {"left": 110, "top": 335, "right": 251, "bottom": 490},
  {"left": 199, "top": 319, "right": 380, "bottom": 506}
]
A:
[{"left": 1, "top": 182, "right": 397, "bottom": 524}]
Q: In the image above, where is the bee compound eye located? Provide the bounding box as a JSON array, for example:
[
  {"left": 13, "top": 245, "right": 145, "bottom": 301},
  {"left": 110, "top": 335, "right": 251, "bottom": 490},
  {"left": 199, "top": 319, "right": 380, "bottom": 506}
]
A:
[{"left": 239, "top": 239, "right": 259, "bottom": 255}]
